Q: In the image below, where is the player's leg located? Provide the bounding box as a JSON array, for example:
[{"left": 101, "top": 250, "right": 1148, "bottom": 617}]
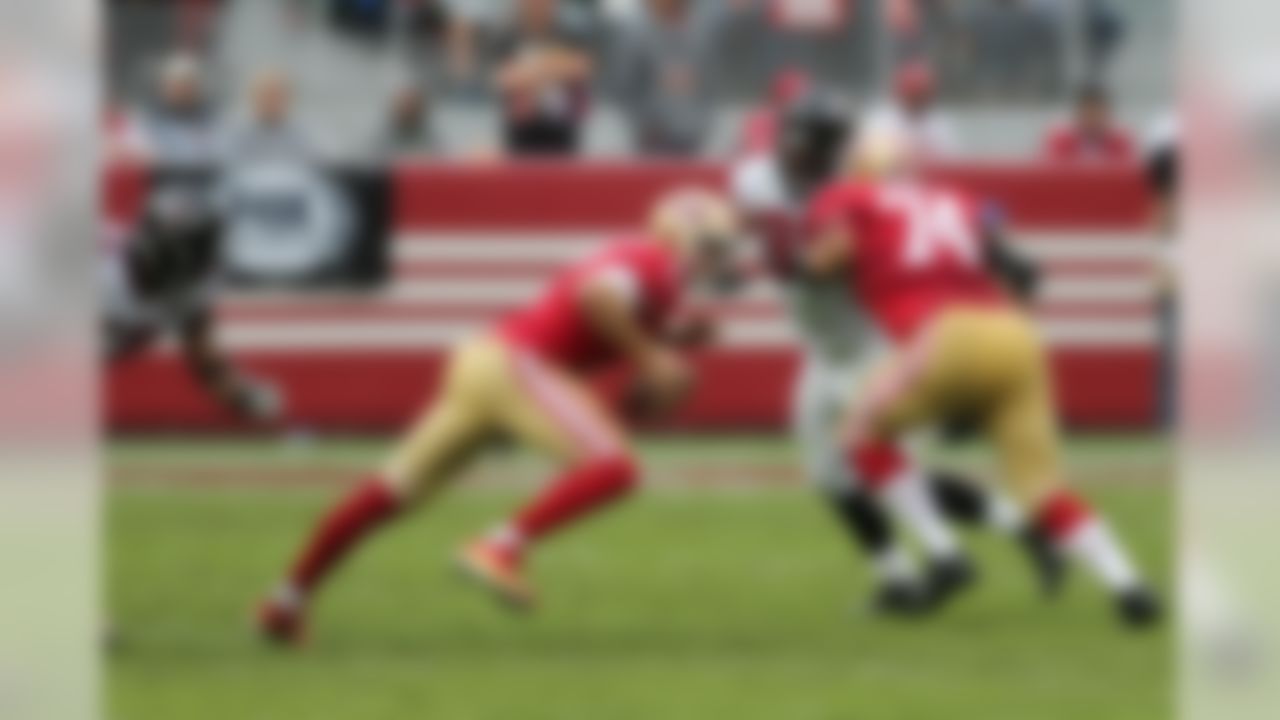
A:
[
  {"left": 992, "top": 382, "right": 1161, "bottom": 626},
  {"left": 924, "top": 462, "right": 1064, "bottom": 596},
  {"left": 841, "top": 343, "right": 975, "bottom": 609},
  {"left": 987, "top": 316, "right": 1160, "bottom": 626},
  {"left": 926, "top": 463, "right": 1022, "bottom": 532},
  {"left": 793, "top": 357, "right": 925, "bottom": 613},
  {"left": 457, "top": 347, "right": 636, "bottom": 610},
  {"left": 258, "top": 340, "right": 496, "bottom": 643}
]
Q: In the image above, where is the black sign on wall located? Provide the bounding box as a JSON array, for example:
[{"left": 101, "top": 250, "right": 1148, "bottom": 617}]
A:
[{"left": 218, "top": 162, "right": 391, "bottom": 289}]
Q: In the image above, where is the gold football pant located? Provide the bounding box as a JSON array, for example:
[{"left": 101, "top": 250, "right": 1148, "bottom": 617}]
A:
[
  {"left": 850, "top": 307, "right": 1062, "bottom": 508},
  {"left": 380, "top": 335, "right": 628, "bottom": 502}
]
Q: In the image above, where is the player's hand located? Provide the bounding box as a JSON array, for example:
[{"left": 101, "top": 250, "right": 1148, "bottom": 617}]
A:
[
  {"left": 665, "top": 309, "right": 717, "bottom": 349},
  {"left": 632, "top": 347, "right": 695, "bottom": 418}
]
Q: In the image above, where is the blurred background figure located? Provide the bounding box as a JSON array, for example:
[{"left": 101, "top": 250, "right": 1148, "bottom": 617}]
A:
[
  {"left": 440, "top": 0, "right": 504, "bottom": 84},
  {"left": 1082, "top": 0, "right": 1128, "bottom": 85},
  {"left": 327, "top": 0, "right": 450, "bottom": 46},
  {"left": 962, "top": 0, "right": 1064, "bottom": 100},
  {"left": 614, "top": 0, "right": 726, "bottom": 157},
  {"left": 1041, "top": 83, "right": 1135, "bottom": 163},
  {"left": 227, "top": 68, "right": 318, "bottom": 163},
  {"left": 492, "top": 0, "right": 595, "bottom": 156},
  {"left": 120, "top": 52, "right": 224, "bottom": 168},
  {"left": 735, "top": 68, "right": 812, "bottom": 158},
  {"left": 101, "top": 193, "right": 284, "bottom": 425},
  {"left": 863, "top": 60, "right": 961, "bottom": 161},
  {"left": 1145, "top": 111, "right": 1179, "bottom": 430},
  {"left": 376, "top": 80, "right": 434, "bottom": 157}
]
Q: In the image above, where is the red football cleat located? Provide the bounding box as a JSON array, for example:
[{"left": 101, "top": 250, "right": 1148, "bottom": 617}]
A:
[
  {"left": 257, "top": 597, "right": 307, "bottom": 648},
  {"left": 456, "top": 539, "right": 536, "bottom": 612}
]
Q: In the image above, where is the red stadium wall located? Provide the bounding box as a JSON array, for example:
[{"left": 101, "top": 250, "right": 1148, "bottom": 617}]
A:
[{"left": 105, "top": 162, "right": 1159, "bottom": 432}]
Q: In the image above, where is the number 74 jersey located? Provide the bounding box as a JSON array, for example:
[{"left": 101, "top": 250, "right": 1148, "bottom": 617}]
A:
[{"left": 806, "top": 178, "right": 1010, "bottom": 344}]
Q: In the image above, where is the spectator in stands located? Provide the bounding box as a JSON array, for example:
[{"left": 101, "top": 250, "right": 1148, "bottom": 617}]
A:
[
  {"left": 491, "top": 0, "right": 596, "bottom": 156},
  {"left": 735, "top": 68, "right": 812, "bottom": 157},
  {"left": 328, "top": 0, "right": 398, "bottom": 41},
  {"left": 376, "top": 81, "right": 434, "bottom": 157},
  {"left": 614, "top": 0, "right": 726, "bottom": 157},
  {"left": 863, "top": 61, "right": 961, "bottom": 160},
  {"left": 1083, "top": 0, "right": 1127, "bottom": 84},
  {"left": 1041, "top": 84, "right": 1135, "bottom": 163},
  {"left": 963, "top": 0, "right": 1064, "bottom": 100},
  {"left": 226, "top": 69, "right": 320, "bottom": 163},
  {"left": 438, "top": 0, "right": 501, "bottom": 82},
  {"left": 123, "top": 53, "right": 224, "bottom": 168}
]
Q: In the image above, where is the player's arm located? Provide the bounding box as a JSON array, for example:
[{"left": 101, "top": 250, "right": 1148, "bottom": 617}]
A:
[
  {"left": 661, "top": 306, "right": 716, "bottom": 349},
  {"left": 802, "top": 223, "right": 854, "bottom": 277},
  {"left": 798, "top": 187, "right": 857, "bottom": 278},
  {"left": 979, "top": 202, "right": 1041, "bottom": 304},
  {"left": 578, "top": 268, "right": 692, "bottom": 416},
  {"left": 179, "top": 310, "right": 282, "bottom": 423}
]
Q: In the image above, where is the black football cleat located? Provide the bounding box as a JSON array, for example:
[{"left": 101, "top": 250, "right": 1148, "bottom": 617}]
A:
[
  {"left": 1020, "top": 527, "right": 1068, "bottom": 599},
  {"left": 1116, "top": 588, "right": 1163, "bottom": 629},
  {"left": 868, "top": 581, "right": 934, "bottom": 618},
  {"left": 922, "top": 556, "right": 978, "bottom": 610}
]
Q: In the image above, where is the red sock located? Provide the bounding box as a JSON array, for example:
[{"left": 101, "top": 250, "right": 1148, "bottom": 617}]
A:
[
  {"left": 1036, "top": 490, "right": 1093, "bottom": 543},
  {"left": 289, "top": 476, "right": 402, "bottom": 596},
  {"left": 848, "top": 440, "right": 907, "bottom": 493},
  {"left": 513, "top": 455, "right": 638, "bottom": 543}
]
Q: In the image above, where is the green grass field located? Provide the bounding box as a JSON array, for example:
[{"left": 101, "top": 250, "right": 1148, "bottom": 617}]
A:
[{"left": 108, "top": 435, "right": 1172, "bottom": 720}]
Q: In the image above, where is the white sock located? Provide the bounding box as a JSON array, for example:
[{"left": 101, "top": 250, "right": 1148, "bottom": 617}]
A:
[
  {"left": 872, "top": 545, "right": 920, "bottom": 585},
  {"left": 1061, "top": 519, "right": 1142, "bottom": 593},
  {"left": 486, "top": 523, "right": 526, "bottom": 553},
  {"left": 987, "top": 495, "right": 1024, "bottom": 535},
  {"left": 880, "top": 470, "right": 963, "bottom": 561}
]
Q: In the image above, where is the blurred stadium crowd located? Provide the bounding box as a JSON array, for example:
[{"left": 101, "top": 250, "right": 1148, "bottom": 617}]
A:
[{"left": 105, "top": 0, "right": 1171, "bottom": 164}]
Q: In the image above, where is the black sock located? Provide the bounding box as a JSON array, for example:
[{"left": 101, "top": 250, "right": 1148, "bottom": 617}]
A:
[
  {"left": 927, "top": 469, "right": 990, "bottom": 527},
  {"left": 825, "top": 490, "right": 894, "bottom": 557}
]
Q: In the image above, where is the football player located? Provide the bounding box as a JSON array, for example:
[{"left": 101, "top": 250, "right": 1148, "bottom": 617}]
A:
[
  {"left": 801, "top": 132, "right": 1161, "bottom": 627},
  {"left": 102, "top": 190, "right": 282, "bottom": 423},
  {"left": 258, "top": 187, "right": 742, "bottom": 645},
  {"left": 731, "top": 91, "right": 1060, "bottom": 615}
]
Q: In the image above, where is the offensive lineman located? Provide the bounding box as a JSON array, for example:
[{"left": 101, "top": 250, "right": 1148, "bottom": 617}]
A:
[
  {"left": 258, "top": 187, "right": 741, "bottom": 645},
  {"left": 730, "top": 92, "right": 1059, "bottom": 614},
  {"left": 803, "top": 134, "right": 1161, "bottom": 626}
]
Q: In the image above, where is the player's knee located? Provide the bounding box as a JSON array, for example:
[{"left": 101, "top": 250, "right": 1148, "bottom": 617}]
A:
[
  {"left": 846, "top": 440, "right": 907, "bottom": 493},
  {"left": 373, "top": 464, "right": 427, "bottom": 505},
  {"left": 1034, "top": 489, "right": 1095, "bottom": 541}
]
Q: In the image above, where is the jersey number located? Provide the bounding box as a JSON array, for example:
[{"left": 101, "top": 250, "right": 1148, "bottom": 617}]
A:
[{"left": 882, "top": 186, "right": 980, "bottom": 269}]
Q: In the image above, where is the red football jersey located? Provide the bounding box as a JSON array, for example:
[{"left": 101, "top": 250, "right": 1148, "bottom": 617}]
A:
[
  {"left": 808, "top": 179, "right": 1008, "bottom": 342},
  {"left": 500, "top": 236, "right": 683, "bottom": 371}
]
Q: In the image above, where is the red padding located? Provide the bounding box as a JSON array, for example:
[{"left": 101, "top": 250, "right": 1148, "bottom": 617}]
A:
[
  {"left": 1036, "top": 490, "right": 1093, "bottom": 540},
  {"left": 849, "top": 441, "right": 908, "bottom": 492}
]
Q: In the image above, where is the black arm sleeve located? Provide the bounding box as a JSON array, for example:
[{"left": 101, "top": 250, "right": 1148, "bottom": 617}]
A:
[
  {"left": 985, "top": 236, "right": 1042, "bottom": 304},
  {"left": 1145, "top": 145, "right": 1178, "bottom": 201}
]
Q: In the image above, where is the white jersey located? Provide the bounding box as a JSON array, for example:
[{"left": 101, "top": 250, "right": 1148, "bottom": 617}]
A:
[
  {"left": 732, "top": 155, "right": 884, "bottom": 492},
  {"left": 730, "top": 154, "right": 875, "bottom": 367}
]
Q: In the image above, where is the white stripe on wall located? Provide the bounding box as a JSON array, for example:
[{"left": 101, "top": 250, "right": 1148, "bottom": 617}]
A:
[
  {"left": 392, "top": 232, "right": 1160, "bottom": 264},
  {"left": 222, "top": 275, "right": 1155, "bottom": 310},
  {"left": 216, "top": 317, "right": 1156, "bottom": 352}
]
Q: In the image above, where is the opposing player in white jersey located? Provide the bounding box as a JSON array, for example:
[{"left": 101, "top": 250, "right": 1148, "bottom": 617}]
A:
[
  {"left": 730, "top": 91, "right": 1060, "bottom": 614},
  {"left": 102, "top": 190, "right": 282, "bottom": 423}
]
